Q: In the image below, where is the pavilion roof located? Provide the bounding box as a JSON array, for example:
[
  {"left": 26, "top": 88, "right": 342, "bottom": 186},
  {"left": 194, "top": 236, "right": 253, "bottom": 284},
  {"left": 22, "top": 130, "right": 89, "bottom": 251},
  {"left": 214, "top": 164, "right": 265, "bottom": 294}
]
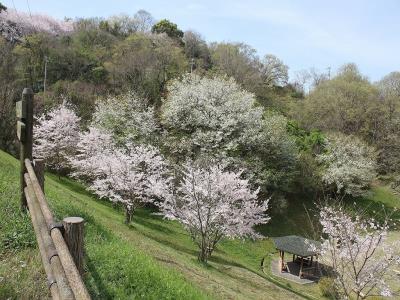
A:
[{"left": 272, "top": 235, "right": 321, "bottom": 257}]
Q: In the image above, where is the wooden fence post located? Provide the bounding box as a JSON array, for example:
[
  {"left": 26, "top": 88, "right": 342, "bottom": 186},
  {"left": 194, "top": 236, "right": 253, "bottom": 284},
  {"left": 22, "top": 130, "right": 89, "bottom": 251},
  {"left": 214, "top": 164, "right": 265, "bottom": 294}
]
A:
[
  {"left": 33, "top": 158, "right": 45, "bottom": 192},
  {"left": 63, "top": 217, "right": 85, "bottom": 275},
  {"left": 17, "top": 88, "right": 34, "bottom": 210}
]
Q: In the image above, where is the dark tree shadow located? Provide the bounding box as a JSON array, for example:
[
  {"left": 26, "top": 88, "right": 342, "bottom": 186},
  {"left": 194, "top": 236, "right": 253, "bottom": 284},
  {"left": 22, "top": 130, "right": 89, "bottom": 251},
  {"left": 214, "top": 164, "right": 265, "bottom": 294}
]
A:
[
  {"left": 131, "top": 217, "right": 174, "bottom": 235},
  {"left": 85, "top": 256, "right": 113, "bottom": 300},
  {"left": 137, "top": 229, "right": 199, "bottom": 257}
]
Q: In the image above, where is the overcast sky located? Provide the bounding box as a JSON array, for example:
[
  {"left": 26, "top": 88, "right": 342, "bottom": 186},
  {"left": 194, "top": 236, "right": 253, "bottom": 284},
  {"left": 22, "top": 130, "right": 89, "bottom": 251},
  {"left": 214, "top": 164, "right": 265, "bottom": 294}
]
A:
[{"left": 4, "top": 0, "right": 400, "bottom": 81}]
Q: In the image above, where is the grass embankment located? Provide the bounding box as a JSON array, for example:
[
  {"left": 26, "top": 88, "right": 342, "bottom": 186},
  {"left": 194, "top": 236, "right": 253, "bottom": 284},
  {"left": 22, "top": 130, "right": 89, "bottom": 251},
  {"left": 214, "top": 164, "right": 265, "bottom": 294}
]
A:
[
  {"left": 0, "top": 150, "right": 205, "bottom": 299},
  {"left": 1, "top": 149, "right": 399, "bottom": 299}
]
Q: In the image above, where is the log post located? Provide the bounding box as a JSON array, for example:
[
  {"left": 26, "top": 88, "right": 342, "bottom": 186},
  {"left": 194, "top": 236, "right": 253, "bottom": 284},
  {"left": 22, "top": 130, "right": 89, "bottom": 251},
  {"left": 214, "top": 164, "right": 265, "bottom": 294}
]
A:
[
  {"left": 17, "top": 88, "right": 34, "bottom": 210},
  {"left": 63, "top": 217, "right": 85, "bottom": 275},
  {"left": 33, "top": 158, "right": 45, "bottom": 192},
  {"left": 299, "top": 257, "right": 304, "bottom": 278}
]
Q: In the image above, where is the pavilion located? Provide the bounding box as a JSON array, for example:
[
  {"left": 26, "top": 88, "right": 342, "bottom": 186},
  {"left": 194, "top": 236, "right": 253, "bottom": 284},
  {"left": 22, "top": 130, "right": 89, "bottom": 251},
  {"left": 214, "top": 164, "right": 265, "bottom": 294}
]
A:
[{"left": 272, "top": 235, "right": 321, "bottom": 279}]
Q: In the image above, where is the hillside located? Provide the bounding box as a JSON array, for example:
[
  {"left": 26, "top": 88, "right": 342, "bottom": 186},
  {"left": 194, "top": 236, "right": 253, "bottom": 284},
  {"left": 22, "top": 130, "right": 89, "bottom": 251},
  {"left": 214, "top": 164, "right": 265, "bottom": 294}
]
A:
[
  {"left": 0, "top": 150, "right": 318, "bottom": 299},
  {"left": 1, "top": 149, "right": 399, "bottom": 299}
]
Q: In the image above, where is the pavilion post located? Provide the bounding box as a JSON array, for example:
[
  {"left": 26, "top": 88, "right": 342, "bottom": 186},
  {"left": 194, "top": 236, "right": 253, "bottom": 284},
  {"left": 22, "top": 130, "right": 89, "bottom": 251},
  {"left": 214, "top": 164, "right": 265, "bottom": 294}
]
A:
[
  {"left": 299, "top": 257, "right": 304, "bottom": 278},
  {"left": 278, "top": 251, "right": 282, "bottom": 272},
  {"left": 278, "top": 251, "right": 285, "bottom": 272}
]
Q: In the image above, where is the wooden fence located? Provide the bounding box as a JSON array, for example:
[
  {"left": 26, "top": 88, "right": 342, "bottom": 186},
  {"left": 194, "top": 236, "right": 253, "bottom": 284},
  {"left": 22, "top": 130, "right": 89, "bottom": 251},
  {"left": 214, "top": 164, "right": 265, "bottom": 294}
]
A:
[{"left": 16, "top": 88, "right": 91, "bottom": 300}]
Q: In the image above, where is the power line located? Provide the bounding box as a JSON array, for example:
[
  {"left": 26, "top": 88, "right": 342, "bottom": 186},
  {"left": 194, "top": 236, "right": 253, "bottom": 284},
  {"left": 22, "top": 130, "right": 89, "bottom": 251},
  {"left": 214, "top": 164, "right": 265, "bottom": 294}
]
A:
[
  {"left": 26, "top": 0, "right": 37, "bottom": 32},
  {"left": 11, "top": 0, "right": 18, "bottom": 11},
  {"left": 26, "top": 0, "right": 33, "bottom": 18},
  {"left": 11, "top": 0, "right": 21, "bottom": 18},
  {"left": 10, "top": 0, "right": 24, "bottom": 31}
]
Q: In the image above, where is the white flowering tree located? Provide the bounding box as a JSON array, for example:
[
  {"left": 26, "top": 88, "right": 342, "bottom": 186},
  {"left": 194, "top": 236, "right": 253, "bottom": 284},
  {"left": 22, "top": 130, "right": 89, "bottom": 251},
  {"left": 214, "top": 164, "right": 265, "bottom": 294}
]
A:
[
  {"left": 157, "top": 163, "right": 270, "bottom": 262},
  {"left": 34, "top": 102, "right": 80, "bottom": 176},
  {"left": 317, "top": 134, "right": 377, "bottom": 197},
  {"left": 160, "top": 74, "right": 298, "bottom": 194},
  {"left": 69, "top": 127, "right": 115, "bottom": 180},
  {"left": 83, "top": 142, "right": 169, "bottom": 224},
  {"left": 161, "top": 74, "right": 264, "bottom": 159},
  {"left": 92, "top": 92, "right": 159, "bottom": 145},
  {"left": 315, "top": 204, "right": 400, "bottom": 299}
]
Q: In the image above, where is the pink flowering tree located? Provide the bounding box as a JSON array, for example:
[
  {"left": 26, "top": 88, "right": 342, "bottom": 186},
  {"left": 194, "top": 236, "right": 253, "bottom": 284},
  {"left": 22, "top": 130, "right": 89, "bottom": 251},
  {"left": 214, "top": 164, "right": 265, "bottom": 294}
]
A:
[
  {"left": 86, "top": 142, "right": 169, "bottom": 224},
  {"left": 34, "top": 102, "right": 80, "bottom": 176},
  {"left": 157, "top": 163, "right": 270, "bottom": 262},
  {"left": 0, "top": 8, "right": 73, "bottom": 41},
  {"left": 315, "top": 204, "right": 400, "bottom": 299}
]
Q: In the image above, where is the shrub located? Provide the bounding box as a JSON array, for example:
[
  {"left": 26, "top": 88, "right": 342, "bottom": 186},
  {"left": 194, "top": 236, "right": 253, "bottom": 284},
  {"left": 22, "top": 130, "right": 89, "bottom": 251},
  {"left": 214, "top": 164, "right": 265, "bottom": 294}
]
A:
[
  {"left": 317, "top": 133, "right": 376, "bottom": 197},
  {"left": 318, "top": 277, "right": 337, "bottom": 299}
]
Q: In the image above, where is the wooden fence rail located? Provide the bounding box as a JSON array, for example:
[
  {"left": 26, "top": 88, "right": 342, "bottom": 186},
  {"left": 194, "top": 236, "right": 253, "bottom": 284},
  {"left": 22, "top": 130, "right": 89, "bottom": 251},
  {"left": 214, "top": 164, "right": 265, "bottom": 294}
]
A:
[{"left": 16, "top": 88, "right": 91, "bottom": 300}]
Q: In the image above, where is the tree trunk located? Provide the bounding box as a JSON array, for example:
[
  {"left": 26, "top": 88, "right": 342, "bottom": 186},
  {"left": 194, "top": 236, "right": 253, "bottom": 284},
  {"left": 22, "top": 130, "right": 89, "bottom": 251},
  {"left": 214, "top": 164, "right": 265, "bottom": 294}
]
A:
[
  {"left": 198, "top": 248, "right": 208, "bottom": 263},
  {"left": 198, "top": 240, "right": 210, "bottom": 263},
  {"left": 125, "top": 206, "right": 134, "bottom": 224}
]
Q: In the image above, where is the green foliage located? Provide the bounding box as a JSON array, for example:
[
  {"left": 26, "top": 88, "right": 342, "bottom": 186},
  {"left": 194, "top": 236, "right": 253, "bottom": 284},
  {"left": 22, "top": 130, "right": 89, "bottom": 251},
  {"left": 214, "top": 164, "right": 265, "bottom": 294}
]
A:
[
  {"left": 392, "top": 175, "right": 400, "bottom": 193},
  {"left": 240, "top": 112, "right": 299, "bottom": 194},
  {"left": 318, "top": 277, "right": 338, "bottom": 299},
  {"left": 0, "top": 2, "right": 6, "bottom": 12},
  {"left": 49, "top": 80, "right": 104, "bottom": 122},
  {"left": 296, "top": 64, "right": 380, "bottom": 139},
  {"left": 285, "top": 121, "right": 325, "bottom": 193},
  {"left": 182, "top": 30, "right": 211, "bottom": 70},
  {"left": 287, "top": 120, "right": 325, "bottom": 153},
  {"left": 152, "top": 19, "right": 184, "bottom": 40},
  {"left": 13, "top": 33, "right": 51, "bottom": 92},
  {"left": 105, "top": 33, "right": 187, "bottom": 102},
  {"left": 209, "top": 42, "right": 261, "bottom": 93}
]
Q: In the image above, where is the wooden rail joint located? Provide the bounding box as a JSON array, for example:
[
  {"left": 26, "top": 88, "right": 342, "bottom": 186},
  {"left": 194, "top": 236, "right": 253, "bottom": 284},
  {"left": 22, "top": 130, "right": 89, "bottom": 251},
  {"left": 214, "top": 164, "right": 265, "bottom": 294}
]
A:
[{"left": 49, "top": 222, "right": 65, "bottom": 235}]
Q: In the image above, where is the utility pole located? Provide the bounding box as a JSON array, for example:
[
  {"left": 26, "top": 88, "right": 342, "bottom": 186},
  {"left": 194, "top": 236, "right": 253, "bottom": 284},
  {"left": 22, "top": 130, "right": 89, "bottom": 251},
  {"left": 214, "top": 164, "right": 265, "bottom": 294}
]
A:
[
  {"left": 327, "top": 66, "right": 331, "bottom": 80},
  {"left": 43, "top": 56, "right": 48, "bottom": 100},
  {"left": 190, "top": 58, "right": 195, "bottom": 73}
]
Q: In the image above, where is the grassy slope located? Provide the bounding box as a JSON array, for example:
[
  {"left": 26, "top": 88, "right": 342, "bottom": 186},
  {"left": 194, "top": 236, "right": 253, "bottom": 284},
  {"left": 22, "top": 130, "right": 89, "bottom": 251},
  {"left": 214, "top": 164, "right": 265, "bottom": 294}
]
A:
[
  {"left": 1, "top": 149, "right": 399, "bottom": 299},
  {"left": 0, "top": 150, "right": 205, "bottom": 299}
]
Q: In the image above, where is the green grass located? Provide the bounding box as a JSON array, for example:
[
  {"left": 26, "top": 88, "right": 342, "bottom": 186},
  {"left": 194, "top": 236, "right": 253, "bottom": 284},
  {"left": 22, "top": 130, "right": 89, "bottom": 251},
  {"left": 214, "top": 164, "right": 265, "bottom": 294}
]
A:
[
  {"left": 0, "top": 150, "right": 205, "bottom": 300},
  {"left": 1, "top": 149, "right": 399, "bottom": 299}
]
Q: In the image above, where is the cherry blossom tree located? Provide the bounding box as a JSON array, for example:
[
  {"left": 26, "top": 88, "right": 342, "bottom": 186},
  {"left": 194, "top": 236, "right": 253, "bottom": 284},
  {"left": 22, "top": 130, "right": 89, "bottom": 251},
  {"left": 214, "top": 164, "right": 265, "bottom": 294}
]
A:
[
  {"left": 157, "top": 163, "right": 270, "bottom": 262},
  {"left": 314, "top": 204, "right": 400, "bottom": 299},
  {"left": 317, "top": 133, "right": 377, "bottom": 197},
  {"left": 0, "top": 8, "right": 72, "bottom": 41},
  {"left": 69, "top": 126, "right": 114, "bottom": 180},
  {"left": 84, "top": 142, "right": 170, "bottom": 224},
  {"left": 34, "top": 101, "right": 80, "bottom": 176}
]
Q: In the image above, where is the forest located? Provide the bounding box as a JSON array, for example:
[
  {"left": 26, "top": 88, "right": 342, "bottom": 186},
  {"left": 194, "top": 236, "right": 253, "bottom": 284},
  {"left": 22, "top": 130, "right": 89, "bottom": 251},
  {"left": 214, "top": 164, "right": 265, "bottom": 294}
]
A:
[{"left": 1, "top": 3, "right": 400, "bottom": 299}]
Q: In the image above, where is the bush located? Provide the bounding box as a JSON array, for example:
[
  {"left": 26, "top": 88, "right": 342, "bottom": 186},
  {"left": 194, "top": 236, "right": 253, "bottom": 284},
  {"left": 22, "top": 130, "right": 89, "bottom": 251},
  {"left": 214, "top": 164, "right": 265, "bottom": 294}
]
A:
[
  {"left": 391, "top": 175, "right": 400, "bottom": 193},
  {"left": 318, "top": 277, "right": 338, "bottom": 299},
  {"left": 317, "top": 133, "right": 377, "bottom": 197}
]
